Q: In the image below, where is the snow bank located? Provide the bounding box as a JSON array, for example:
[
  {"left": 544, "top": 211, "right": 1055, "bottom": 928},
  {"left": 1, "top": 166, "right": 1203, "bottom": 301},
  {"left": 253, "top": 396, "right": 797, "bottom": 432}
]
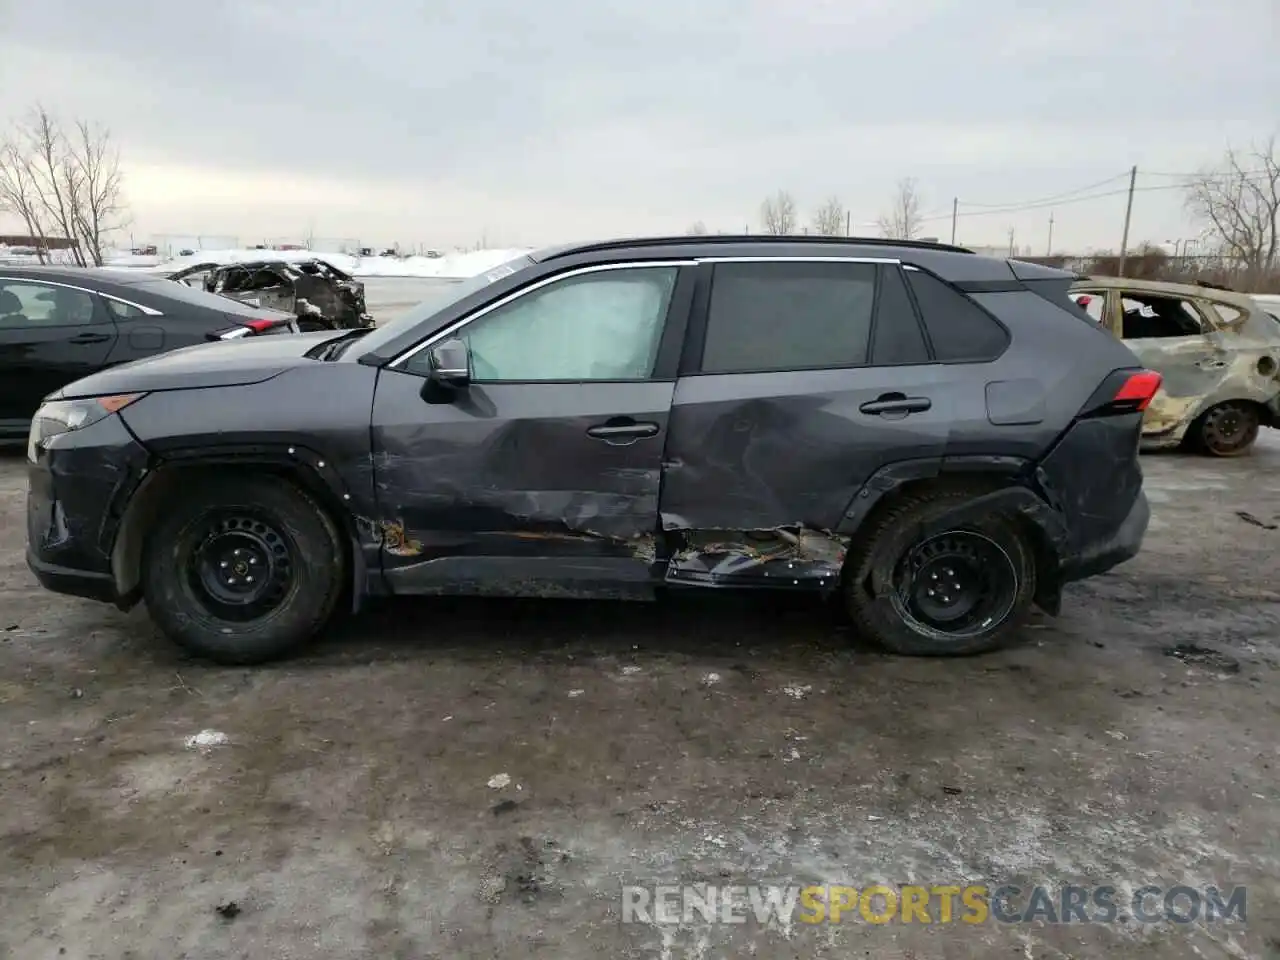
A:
[{"left": 100, "top": 247, "right": 534, "bottom": 280}]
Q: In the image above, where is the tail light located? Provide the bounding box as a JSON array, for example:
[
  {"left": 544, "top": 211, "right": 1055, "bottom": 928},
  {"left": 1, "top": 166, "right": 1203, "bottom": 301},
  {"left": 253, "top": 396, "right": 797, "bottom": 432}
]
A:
[
  {"left": 1111, "top": 371, "right": 1162, "bottom": 412},
  {"left": 209, "top": 318, "right": 289, "bottom": 341},
  {"left": 1080, "top": 368, "right": 1163, "bottom": 418}
]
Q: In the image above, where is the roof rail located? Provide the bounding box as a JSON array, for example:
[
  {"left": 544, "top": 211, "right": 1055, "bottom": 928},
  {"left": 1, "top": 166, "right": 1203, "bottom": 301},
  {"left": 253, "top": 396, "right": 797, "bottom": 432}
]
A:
[{"left": 539, "top": 234, "right": 976, "bottom": 260}]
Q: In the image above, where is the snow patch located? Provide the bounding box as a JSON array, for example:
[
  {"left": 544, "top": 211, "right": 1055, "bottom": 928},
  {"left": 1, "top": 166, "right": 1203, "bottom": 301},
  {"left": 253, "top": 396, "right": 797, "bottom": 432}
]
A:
[{"left": 184, "top": 730, "right": 229, "bottom": 749}]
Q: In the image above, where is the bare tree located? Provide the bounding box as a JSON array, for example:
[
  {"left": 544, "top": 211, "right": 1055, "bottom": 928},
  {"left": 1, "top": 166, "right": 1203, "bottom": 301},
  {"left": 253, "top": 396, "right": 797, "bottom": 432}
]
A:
[
  {"left": 0, "top": 106, "right": 127, "bottom": 266},
  {"left": 760, "top": 190, "right": 797, "bottom": 235},
  {"left": 0, "top": 138, "right": 53, "bottom": 262},
  {"left": 27, "top": 107, "right": 86, "bottom": 265},
  {"left": 811, "top": 196, "right": 846, "bottom": 236},
  {"left": 1185, "top": 134, "right": 1280, "bottom": 290},
  {"left": 69, "top": 119, "right": 127, "bottom": 266},
  {"left": 687, "top": 220, "right": 709, "bottom": 235},
  {"left": 877, "top": 177, "right": 924, "bottom": 240}
]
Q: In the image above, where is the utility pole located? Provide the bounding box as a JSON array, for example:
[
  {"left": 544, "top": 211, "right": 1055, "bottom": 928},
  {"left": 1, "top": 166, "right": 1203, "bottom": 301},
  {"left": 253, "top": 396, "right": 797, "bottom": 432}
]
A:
[
  {"left": 846, "top": 210, "right": 851, "bottom": 237},
  {"left": 1117, "top": 164, "right": 1137, "bottom": 277},
  {"left": 1046, "top": 213, "right": 1054, "bottom": 256},
  {"left": 950, "top": 198, "right": 958, "bottom": 244},
  {"left": 1007, "top": 227, "right": 1016, "bottom": 257}
]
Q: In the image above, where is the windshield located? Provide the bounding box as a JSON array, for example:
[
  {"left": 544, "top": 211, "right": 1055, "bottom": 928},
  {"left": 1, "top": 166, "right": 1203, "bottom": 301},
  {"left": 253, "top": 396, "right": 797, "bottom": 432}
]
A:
[{"left": 352, "top": 254, "right": 536, "bottom": 355}]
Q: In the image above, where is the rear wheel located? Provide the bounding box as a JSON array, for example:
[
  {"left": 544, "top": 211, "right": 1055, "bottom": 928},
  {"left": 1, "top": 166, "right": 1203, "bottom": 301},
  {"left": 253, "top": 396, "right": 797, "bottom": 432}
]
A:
[
  {"left": 141, "top": 475, "right": 345, "bottom": 664},
  {"left": 842, "top": 487, "right": 1037, "bottom": 656},
  {"left": 1192, "top": 401, "right": 1259, "bottom": 457}
]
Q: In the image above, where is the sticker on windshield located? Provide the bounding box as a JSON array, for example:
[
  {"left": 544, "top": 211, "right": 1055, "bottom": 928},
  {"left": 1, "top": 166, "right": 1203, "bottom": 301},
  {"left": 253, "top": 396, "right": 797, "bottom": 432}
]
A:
[{"left": 485, "top": 264, "right": 517, "bottom": 283}]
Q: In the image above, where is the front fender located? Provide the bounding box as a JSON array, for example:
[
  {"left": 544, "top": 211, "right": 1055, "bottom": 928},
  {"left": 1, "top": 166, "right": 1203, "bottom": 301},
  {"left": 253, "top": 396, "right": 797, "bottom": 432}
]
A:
[{"left": 109, "top": 444, "right": 382, "bottom": 612}]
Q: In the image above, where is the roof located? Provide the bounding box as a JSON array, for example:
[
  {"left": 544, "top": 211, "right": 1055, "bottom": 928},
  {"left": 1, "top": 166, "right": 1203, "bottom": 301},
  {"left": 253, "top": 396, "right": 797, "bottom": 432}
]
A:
[
  {"left": 1073, "top": 274, "right": 1264, "bottom": 310},
  {"left": 0, "top": 264, "right": 147, "bottom": 285}
]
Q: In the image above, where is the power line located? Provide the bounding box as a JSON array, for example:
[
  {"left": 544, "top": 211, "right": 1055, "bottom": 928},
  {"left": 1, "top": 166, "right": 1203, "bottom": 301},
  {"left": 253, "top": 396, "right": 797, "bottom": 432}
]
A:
[
  {"left": 956, "top": 171, "right": 1132, "bottom": 209},
  {"left": 1140, "top": 168, "right": 1274, "bottom": 179},
  {"left": 920, "top": 173, "right": 1277, "bottom": 223}
]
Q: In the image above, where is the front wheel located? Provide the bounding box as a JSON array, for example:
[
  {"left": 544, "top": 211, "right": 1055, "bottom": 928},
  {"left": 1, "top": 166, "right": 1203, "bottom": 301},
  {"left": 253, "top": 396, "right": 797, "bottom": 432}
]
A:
[
  {"left": 141, "top": 475, "right": 346, "bottom": 664},
  {"left": 1192, "top": 401, "right": 1260, "bottom": 457},
  {"left": 842, "top": 488, "right": 1037, "bottom": 656}
]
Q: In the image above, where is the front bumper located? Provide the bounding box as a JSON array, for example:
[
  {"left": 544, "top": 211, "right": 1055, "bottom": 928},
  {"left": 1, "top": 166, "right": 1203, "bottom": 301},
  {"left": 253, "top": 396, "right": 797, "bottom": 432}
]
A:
[
  {"left": 26, "top": 549, "right": 119, "bottom": 603},
  {"left": 26, "top": 412, "right": 148, "bottom": 605}
]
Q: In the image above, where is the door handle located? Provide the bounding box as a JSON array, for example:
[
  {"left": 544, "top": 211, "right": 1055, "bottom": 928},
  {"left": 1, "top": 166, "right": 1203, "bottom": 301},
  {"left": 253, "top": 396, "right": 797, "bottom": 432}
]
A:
[
  {"left": 859, "top": 393, "right": 932, "bottom": 416},
  {"left": 68, "top": 332, "right": 111, "bottom": 344},
  {"left": 586, "top": 418, "right": 660, "bottom": 441}
]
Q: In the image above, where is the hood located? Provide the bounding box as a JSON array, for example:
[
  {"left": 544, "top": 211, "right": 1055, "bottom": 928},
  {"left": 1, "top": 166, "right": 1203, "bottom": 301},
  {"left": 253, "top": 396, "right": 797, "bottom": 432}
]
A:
[{"left": 54, "top": 330, "right": 347, "bottom": 398}]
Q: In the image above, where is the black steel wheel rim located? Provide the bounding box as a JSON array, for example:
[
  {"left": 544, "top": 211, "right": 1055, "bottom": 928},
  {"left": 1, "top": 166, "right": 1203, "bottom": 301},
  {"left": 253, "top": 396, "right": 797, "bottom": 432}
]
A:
[
  {"left": 186, "top": 513, "right": 294, "bottom": 621},
  {"left": 1203, "top": 405, "right": 1257, "bottom": 454},
  {"left": 891, "top": 530, "right": 1018, "bottom": 640}
]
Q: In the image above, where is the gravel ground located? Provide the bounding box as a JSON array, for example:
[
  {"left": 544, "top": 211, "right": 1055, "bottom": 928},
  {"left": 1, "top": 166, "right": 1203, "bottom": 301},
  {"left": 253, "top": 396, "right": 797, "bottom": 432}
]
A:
[{"left": 1, "top": 435, "right": 1278, "bottom": 959}]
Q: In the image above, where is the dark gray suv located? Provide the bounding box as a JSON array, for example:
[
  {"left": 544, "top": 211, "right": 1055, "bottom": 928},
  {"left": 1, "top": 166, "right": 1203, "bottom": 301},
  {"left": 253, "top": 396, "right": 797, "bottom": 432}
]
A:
[{"left": 26, "top": 236, "right": 1159, "bottom": 664}]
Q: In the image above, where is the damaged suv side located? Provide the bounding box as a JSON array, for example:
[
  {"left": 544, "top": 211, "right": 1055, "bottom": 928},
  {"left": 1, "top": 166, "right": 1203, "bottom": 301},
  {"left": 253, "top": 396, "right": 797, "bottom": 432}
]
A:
[{"left": 27, "top": 237, "right": 1159, "bottom": 664}]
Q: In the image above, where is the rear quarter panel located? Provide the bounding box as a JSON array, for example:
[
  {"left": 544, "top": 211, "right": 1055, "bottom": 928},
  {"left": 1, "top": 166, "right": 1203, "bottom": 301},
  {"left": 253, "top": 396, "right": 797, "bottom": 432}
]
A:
[{"left": 964, "top": 289, "right": 1144, "bottom": 447}]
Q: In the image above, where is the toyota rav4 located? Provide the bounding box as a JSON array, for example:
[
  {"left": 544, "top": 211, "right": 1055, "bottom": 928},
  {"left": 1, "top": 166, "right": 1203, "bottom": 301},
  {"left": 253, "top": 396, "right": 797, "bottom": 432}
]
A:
[{"left": 27, "top": 236, "right": 1158, "bottom": 664}]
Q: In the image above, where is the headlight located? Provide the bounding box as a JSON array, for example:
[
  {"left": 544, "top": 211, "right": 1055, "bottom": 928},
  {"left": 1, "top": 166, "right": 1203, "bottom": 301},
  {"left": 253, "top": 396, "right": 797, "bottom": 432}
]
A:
[{"left": 27, "top": 393, "right": 146, "bottom": 462}]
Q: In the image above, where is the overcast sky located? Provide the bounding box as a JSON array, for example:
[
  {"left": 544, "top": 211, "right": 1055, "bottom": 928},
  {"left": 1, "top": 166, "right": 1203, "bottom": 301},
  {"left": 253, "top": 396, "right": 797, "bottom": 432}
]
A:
[{"left": 2, "top": 0, "right": 1277, "bottom": 252}]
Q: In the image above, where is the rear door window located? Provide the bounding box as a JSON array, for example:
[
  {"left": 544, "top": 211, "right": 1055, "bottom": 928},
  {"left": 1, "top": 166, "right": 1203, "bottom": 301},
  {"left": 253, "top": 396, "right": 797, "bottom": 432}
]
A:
[
  {"left": 1118, "top": 293, "right": 1206, "bottom": 340},
  {"left": 701, "top": 260, "right": 876, "bottom": 373},
  {"left": 870, "top": 266, "right": 931, "bottom": 365}
]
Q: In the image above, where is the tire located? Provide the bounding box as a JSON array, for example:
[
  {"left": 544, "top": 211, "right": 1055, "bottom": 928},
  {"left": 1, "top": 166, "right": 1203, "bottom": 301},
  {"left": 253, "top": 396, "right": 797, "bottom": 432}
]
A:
[
  {"left": 141, "top": 475, "right": 346, "bottom": 664},
  {"left": 842, "top": 487, "right": 1037, "bottom": 656},
  {"left": 1192, "top": 401, "right": 1259, "bottom": 457}
]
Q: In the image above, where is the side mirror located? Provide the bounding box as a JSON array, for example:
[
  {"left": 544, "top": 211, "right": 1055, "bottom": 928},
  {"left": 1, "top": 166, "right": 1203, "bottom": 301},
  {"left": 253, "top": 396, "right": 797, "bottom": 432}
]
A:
[{"left": 427, "top": 338, "right": 471, "bottom": 388}]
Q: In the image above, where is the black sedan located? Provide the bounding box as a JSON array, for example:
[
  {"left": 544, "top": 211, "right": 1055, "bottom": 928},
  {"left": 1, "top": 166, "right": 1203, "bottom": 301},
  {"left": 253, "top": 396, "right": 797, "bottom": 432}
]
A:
[{"left": 0, "top": 266, "right": 298, "bottom": 441}]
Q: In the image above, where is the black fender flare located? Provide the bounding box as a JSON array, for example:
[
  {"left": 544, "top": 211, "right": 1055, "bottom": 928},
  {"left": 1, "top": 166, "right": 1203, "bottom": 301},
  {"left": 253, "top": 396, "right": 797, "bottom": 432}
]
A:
[
  {"left": 109, "top": 443, "right": 375, "bottom": 613},
  {"left": 837, "top": 457, "right": 1069, "bottom": 616}
]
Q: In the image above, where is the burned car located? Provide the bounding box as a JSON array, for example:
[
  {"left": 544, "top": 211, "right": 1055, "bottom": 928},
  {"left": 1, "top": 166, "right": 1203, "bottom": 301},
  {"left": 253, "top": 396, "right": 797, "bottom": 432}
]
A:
[
  {"left": 1070, "top": 276, "right": 1280, "bottom": 456},
  {"left": 28, "top": 236, "right": 1159, "bottom": 665},
  {"left": 169, "top": 258, "right": 373, "bottom": 331}
]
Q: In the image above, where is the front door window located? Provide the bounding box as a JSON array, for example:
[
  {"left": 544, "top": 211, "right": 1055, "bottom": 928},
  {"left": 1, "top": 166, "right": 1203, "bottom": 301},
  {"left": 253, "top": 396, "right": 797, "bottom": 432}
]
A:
[{"left": 438, "top": 267, "right": 678, "bottom": 382}]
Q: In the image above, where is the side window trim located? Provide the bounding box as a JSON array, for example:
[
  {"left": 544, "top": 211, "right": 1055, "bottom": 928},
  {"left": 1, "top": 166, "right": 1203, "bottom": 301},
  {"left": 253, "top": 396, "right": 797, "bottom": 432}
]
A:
[
  {"left": 102, "top": 294, "right": 163, "bottom": 318},
  {"left": 901, "top": 263, "right": 1012, "bottom": 364},
  {"left": 391, "top": 260, "right": 697, "bottom": 380}
]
